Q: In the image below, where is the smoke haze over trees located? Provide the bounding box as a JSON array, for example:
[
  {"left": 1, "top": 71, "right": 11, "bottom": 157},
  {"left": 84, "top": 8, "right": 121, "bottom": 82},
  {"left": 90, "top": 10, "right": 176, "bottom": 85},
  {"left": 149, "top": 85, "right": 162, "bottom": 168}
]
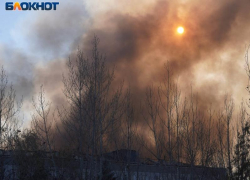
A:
[
  {"left": 0, "top": 36, "right": 249, "bottom": 179},
  {"left": 1, "top": 0, "right": 250, "bottom": 179}
]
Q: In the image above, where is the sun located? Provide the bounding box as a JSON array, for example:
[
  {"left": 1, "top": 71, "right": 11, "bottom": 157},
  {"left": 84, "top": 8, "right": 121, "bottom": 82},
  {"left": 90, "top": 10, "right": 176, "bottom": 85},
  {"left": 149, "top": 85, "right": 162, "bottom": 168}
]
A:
[{"left": 177, "top": 26, "right": 184, "bottom": 34}]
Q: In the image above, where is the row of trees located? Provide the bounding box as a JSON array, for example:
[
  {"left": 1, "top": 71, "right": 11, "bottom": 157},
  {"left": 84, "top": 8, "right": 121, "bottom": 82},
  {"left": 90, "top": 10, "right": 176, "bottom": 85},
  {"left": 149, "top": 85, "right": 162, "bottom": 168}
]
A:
[{"left": 0, "top": 37, "right": 249, "bottom": 179}]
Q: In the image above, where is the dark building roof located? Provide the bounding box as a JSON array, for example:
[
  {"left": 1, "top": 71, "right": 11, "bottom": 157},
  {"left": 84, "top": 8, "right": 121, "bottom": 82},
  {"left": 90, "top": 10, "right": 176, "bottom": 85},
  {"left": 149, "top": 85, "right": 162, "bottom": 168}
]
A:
[{"left": 103, "top": 149, "right": 139, "bottom": 163}]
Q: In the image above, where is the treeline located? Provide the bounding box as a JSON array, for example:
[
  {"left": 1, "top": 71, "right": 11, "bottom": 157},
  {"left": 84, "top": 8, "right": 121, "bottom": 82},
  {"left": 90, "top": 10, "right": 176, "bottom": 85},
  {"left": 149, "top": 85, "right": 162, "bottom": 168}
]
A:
[{"left": 0, "top": 37, "right": 249, "bottom": 179}]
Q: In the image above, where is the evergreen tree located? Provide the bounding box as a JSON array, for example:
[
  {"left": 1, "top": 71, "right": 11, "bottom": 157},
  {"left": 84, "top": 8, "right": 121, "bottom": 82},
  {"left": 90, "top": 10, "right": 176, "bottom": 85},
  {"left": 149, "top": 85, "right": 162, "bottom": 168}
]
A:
[{"left": 233, "top": 121, "right": 250, "bottom": 180}]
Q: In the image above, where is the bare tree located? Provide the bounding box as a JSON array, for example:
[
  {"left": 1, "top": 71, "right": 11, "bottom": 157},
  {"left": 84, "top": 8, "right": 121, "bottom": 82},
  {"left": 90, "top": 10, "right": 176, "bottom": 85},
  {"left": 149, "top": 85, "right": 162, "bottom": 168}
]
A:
[
  {"left": 181, "top": 89, "right": 200, "bottom": 179},
  {"left": 0, "top": 67, "right": 22, "bottom": 180},
  {"left": 174, "top": 82, "right": 181, "bottom": 162},
  {"left": 59, "top": 36, "right": 122, "bottom": 180},
  {"left": 197, "top": 106, "right": 217, "bottom": 167},
  {"left": 158, "top": 64, "right": 176, "bottom": 162},
  {"left": 32, "top": 85, "right": 57, "bottom": 178},
  {"left": 59, "top": 47, "right": 87, "bottom": 179},
  {"left": 0, "top": 67, "right": 22, "bottom": 150},
  {"left": 124, "top": 89, "right": 136, "bottom": 153},
  {"left": 223, "top": 95, "right": 234, "bottom": 177},
  {"left": 115, "top": 89, "right": 138, "bottom": 180},
  {"left": 142, "top": 85, "right": 162, "bottom": 160}
]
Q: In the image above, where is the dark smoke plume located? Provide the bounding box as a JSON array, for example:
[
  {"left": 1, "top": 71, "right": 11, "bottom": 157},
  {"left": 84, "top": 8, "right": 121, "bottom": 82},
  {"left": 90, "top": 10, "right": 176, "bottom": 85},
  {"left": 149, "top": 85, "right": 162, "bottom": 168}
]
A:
[{"left": 1, "top": 0, "right": 250, "bottom": 135}]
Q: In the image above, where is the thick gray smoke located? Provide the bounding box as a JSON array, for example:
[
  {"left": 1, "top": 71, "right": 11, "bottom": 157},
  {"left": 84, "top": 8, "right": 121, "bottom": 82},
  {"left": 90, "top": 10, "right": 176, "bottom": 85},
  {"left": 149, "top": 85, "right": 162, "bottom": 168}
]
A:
[{"left": 1, "top": 0, "right": 250, "bottom": 127}]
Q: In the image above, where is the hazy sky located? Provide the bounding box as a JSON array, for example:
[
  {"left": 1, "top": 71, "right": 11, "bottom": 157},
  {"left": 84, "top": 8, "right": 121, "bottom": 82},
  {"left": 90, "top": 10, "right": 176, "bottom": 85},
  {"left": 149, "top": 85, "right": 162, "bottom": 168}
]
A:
[{"left": 0, "top": 0, "right": 250, "bottom": 126}]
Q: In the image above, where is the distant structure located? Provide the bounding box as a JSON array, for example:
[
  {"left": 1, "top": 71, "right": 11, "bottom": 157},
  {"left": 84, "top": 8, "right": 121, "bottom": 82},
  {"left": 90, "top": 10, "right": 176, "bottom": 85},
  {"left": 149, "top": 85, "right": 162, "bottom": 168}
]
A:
[
  {"left": 103, "top": 149, "right": 227, "bottom": 180},
  {"left": 0, "top": 149, "right": 227, "bottom": 179}
]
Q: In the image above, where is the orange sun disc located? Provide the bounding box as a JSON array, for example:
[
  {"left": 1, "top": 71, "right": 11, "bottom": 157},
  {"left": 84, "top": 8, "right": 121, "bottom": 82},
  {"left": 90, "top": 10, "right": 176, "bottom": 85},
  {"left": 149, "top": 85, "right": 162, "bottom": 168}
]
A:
[{"left": 177, "top": 26, "right": 184, "bottom": 34}]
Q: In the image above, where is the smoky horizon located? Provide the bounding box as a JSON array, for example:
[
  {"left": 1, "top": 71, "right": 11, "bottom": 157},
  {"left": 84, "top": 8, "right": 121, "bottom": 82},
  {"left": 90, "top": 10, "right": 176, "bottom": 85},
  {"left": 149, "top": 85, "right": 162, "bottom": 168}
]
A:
[{"left": 0, "top": 0, "right": 250, "bottom": 179}]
